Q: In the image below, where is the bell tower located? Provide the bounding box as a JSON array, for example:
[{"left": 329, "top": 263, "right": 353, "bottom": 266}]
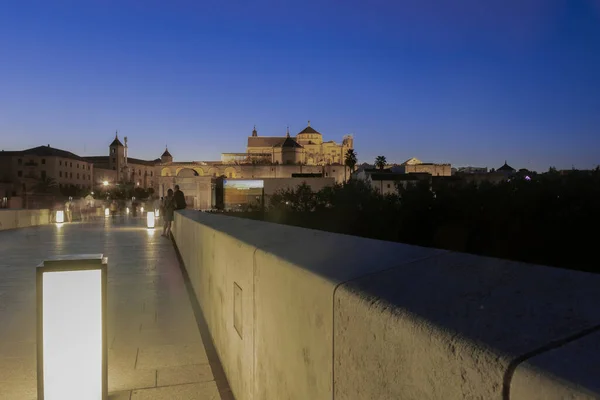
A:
[{"left": 109, "top": 131, "right": 125, "bottom": 181}]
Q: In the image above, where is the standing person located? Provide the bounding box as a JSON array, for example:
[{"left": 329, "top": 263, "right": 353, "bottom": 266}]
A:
[
  {"left": 110, "top": 200, "right": 118, "bottom": 219},
  {"left": 79, "top": 197, "right": 87, "bottom": 222},
  {"left": 174, "top": 185, "right": 186, "bottom": 210},
  {"left": 162, "top": 189, "right": 175, "bottom": 238},
  {"left": 65, "top": 198, "right": 73, "bottom": 222}
]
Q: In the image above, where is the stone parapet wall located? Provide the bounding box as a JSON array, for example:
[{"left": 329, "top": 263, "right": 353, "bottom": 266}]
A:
[
  {"left": 0, "top": 209, "right": 51, "bottom": 231},
  {"left": 173, "top": 210, "right": 600, "bottom": 400}
]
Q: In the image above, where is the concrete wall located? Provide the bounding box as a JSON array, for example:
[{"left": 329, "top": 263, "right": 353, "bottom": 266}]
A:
[
  {"left": 173, "top": 210, "right": 600, "bottom": 400},
  {"left": 0, "top": 209, "right": 51, "bottom": 231}
]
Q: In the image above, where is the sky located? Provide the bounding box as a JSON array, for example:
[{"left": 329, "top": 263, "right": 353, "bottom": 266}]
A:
[{"left": 1, "top": 0, "right": 599, "bottom": 171}]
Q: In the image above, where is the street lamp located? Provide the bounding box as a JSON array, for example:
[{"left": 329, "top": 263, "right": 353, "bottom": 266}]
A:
[
  {"left": 102, "top": 181, "right": 109, "bottom": 187},
  {"left": 37, "top": 254, "right": 108, "bottom": 400}
]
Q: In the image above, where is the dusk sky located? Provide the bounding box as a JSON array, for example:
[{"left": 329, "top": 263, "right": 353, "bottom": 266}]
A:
[{"left": 1, "top": 0, "right": 599, "bottom": 171}]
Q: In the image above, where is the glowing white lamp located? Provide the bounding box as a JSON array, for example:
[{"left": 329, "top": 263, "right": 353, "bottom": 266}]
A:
[
  {"left": 146, "top": 211, "right": 155, "bottom": 228},
  {"left": 140, "top": 207, "right": 144, "bottom": 213},
  {"left": 155, "top": 208, "right": 160, "bottom": 217},
  {"left": 104, "top": 208, "right": 109, "bottom": 217},
  {"left": 37, "top": 254, "right": 108, "bottom": 400},
  {"left": 126, "top": 207, "right": 130, "bottom": 214},
  {"left": 55, "top": 211, "right": 64, "bottom": 224}
]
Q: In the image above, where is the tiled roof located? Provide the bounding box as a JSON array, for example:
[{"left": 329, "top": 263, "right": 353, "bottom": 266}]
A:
[
  {"left": 498, "top": 162, "right": 515, "bottom": 171},
  {"left": 84, "top": 156, "right": 109, "bottom": 162},
  {"left": 162, "top": 149, "right": 172, "bottom": 157},
  {"left": 278, "top": 137, "right": 303, "bottom": 149},
  {"left": 85, "top": 155, "right": 159, "bottom": 166},
  {"left": 298, "top": 126, "right": 321, "bottom": 135},
  {"left": 127, "top": 157, "right": 159, "bottom": 166},
  {"left": 248, "top": 137, "right": 285, "bottom": 148},
  {"left": 17, "top": 146, "right": 89, "bottom": 162},
  {"left": 400, "top": 157, "right": 423, "bottom": 166},
  {"left": 110, "top": 137, "right": 124, "bottom": 147}
]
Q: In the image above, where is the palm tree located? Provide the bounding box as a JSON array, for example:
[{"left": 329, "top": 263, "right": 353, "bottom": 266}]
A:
[
  {"left": 375, "top": 156, "right": 387, "bottom": 170},
  {"left": 33, "top": 176, "right": 59, "bottom": 194},
  {"left": 344, "top": 149, "right": 358, "bottom": 183}
]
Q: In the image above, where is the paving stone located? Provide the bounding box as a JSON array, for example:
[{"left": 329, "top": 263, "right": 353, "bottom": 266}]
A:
[
  {"left": 0, "top": 379, "right": 37, "bottom": 400},
  {"left": 157, "top": 364, "right": 214, "bottom": 387},
  {"left": 108, "top": 367, "right": 156, "bottom": 392},
  {"left": 0, "top": 220, "right": 227, "bottom": 394},
  {"left": 112, "top": 326, "right": 203, "bottom": 349},
  {"left": 0, "top": 341, "right": 36, "bottom": 358},
  {"left": 131, "top": 381, "right": 221, "bottom": 400},
  {"left": 137, "top": 343, "right": 209, "bottom": 369},
  {"left": 109, "top": 390, "right": 132, "bottom": 400}
]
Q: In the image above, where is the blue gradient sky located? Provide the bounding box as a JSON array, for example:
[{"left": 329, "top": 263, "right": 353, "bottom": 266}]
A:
[{"left": 1, "top": 0, "right": 599, "bottom": 171}]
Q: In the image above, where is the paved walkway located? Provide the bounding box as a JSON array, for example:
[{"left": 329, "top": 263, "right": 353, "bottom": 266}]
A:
[{"left": 0, "top": 217, "right": 231, "bottom": 399}]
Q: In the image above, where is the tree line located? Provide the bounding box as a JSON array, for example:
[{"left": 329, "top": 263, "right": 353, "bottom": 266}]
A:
[{"left": 227, "top": 167, "right": 600, "bottom": 273}]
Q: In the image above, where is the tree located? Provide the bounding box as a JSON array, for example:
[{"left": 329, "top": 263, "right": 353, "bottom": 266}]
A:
[
  {"left": 33, "top": 176, "right": 59, "bottom": 194},
  {"left": 375, "top": 156, "right": 387, "bottom": 170},
  {"left": 344, "top": 149, "right": 358, "bottom": 183}
]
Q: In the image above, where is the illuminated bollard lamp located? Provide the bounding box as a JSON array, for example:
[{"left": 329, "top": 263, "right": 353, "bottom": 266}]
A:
[
  {"left": 37, "top": 254, "right": 108, "bottom": 400},
  {"left": 146, "top": 211, "right": 155, "bottom": 228},
  {"left": 55, "top": 210, "right": 64, "bottom": 224}
]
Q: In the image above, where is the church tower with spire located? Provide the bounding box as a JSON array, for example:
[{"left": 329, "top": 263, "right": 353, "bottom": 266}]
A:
[{"left": 108, "top": 131, "right": 125, "bottom": 181}]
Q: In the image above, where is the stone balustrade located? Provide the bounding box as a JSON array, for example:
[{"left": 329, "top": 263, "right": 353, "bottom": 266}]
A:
[
  {"left": 0, "top": 209, "right": 50, "bottom": 231},
  {"left": 173, "top": 209, "right": 600, "bottom": 400}
]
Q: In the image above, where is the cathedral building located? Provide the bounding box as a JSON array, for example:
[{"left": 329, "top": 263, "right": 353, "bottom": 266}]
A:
[{"left": 225, "top": 121, "right": 354, "bottom": 165}]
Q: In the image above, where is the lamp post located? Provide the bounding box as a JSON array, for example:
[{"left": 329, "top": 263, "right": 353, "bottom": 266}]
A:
[{"left": 37, "top": 254, "right": 108, "bottom": 400}]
